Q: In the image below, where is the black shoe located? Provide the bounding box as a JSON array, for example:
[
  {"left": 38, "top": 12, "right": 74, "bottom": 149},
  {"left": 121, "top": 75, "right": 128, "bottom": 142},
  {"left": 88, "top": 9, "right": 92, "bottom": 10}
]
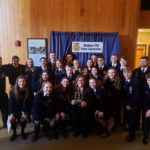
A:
[
  {"left": 10, "top": 133, "right": 17, "bottom": 142},
  {"left": 142, "top": 138, "right": 148, "bottom": 145},
  {"left": 82, "top": 133, "right": 88, "bottom": 138},
  {"left": 45, "top": 133, "right": 52, "bottom": 140},
  {"left": 126, "top": 136, "right": 135, "bottom": 142},
  {"left": 62, "top": 131, "right": 68, "bottom": 138},
  {"left": 32, "top": 135, "right": 39, "bottom": 142},
  {"left": 21, "top": 133, "right": 27, "bottom": 139},
  {"left": 73, "top": 131, "right": 80, "bottom": 137}
]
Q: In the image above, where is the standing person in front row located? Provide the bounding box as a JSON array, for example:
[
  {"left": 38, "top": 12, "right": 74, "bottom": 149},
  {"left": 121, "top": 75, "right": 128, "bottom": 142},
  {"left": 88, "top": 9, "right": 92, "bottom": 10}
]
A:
[
  {"left": 54, "top": 77, "right": 72, "bottom": 139},
  {"left": 102, "top": 68, "right": 122, "bottom": 128},
  {"left": 8, "top": 75, "right": 32, "bottom": 141},
  {"left": 122, "top": 68, "right": 140, "bottom": 142},
  {"left": 88, "top": 78, "right": 110, "bottom": 138},
  {"left": 71, "top": 75, "right": 89, "bottom": 138},
  {"left": 142, "top": 73, "right": 150, "bottom": 145},
  {"left": 32, "top": 81, "right": 56, "bottom": 142}
]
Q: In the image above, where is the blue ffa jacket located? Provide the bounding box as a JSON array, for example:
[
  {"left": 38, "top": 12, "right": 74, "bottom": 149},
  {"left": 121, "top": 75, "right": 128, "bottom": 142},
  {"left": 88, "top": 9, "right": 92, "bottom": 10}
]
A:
[
  {"left": 54, "top": 68, "right": 66, "bottom": 85},
  {"left": 32, "top": 91, "right": 56, "bottom": 121},
  {"left": 123, "top": 77, "right": 140, "bottom": 108},
  {"left": 8, "top": 90, "right": 31, "bottom": 117},
  {"left": 143, "top": 83, "right": 150, "bottom": 111}
]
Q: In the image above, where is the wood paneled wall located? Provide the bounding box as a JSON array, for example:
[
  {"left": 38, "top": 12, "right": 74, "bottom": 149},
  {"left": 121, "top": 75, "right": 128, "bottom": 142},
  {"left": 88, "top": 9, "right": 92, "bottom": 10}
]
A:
[
  {"left": 139, "top": 11, "right": 150, "bottom": 28},
  {"left": 0, "top": 0, "right": 140, "bottom": 67}
]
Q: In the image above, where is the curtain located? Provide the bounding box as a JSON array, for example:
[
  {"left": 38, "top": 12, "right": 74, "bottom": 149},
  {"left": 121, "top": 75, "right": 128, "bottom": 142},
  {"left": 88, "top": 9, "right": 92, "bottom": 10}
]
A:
[{"left": 50, "top": 31, "right": 120, "bottom": 65}]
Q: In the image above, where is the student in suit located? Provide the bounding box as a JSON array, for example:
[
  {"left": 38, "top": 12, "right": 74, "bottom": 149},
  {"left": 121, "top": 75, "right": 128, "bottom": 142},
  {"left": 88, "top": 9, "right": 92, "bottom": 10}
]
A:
[
  {"left": 97, "top": 55, "right": 108, "bottom": 80},
  {"left": 80, "top": 66, "right": 90, "bottom": 87},
  {"left": 87, "top": 78, "right": 110, "bottom": 138},
  {"left": 34, "top": 71, "right": 51, "bottom": 93},
  {"left": 142, "top": 73, "right": 150, "bottom": 145},
  {"left": 63, "top": 63, "right": 76, "bottom": 86},
  {"left": 0, "top": 56, "right": 8, "bottom": 128},
  {"left": 90, "top": 67, "right": 102, "bottom": 85},
  {"left": 86, "top": 59, "right": 93, "bottom": 74},
  {"left": 25, "top": 58, "right": 36, "bottom": 93},
  {"left": 54, "top": 77, "right": 72, "bottom": 138},
  {"left": 35, "top": 57, "right": 52, "bottom": 82},
  {"left": 55, "top": 60, "right": 66, "bottom": 85},
  {"left": 102, "top": 68, "right": 122, "bottom": 129},
  {"left": 47, "top": 52, "right": 56, "bottom": 80},
  {"left": 8, "top": 75, "right": 32, "bottom": 141},
  {"left": 108, "top": 54, "right": 120, "bottom": 73},
  {"left": 123, "top": 68, "right": 140, "bottom": 142},
  {"left": 133, "top": 56, "right": 150, "bottom": 129},
  {"left": 70, "top": 75, "right": 89, "bottom": 138},
  {"left": 3, "top": 55, "right": 25, "bottom": 87},
  {"left": 73, "top": 59, "right": 81, "bottom": 78},
  {"left": 32, "top": 81, "right": 56, "bottom": 142}
]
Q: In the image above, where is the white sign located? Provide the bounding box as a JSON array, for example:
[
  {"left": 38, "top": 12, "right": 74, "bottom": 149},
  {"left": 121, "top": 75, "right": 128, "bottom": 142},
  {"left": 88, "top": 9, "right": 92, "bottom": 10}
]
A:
[{"left": 72, "top": 42, "right": 103, "bottom": 53}]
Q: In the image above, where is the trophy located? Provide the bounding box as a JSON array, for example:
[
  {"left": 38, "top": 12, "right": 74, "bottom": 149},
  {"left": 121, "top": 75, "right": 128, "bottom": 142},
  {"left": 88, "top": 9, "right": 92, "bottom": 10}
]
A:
[{"left": 74, "top": 91, "right": 83, "bottom": 104}]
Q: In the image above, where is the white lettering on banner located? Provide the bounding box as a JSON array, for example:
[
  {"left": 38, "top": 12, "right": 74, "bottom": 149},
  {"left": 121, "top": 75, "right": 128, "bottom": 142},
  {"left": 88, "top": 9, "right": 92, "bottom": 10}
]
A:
[{"left": 72, "top": 42, "right": 103, "bottom": 53}]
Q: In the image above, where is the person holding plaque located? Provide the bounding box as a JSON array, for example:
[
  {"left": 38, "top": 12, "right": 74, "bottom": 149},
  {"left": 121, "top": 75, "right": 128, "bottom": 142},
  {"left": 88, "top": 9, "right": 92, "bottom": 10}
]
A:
[{"left": 70, "top": 75, "right": 89, "bottom": 138}]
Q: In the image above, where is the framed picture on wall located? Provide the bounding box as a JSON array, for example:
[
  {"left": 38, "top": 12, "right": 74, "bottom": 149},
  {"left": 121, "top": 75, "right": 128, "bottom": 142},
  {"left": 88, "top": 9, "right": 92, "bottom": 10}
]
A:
[{"left": 27, "top": 38, "right": 48, "bottom": 66}]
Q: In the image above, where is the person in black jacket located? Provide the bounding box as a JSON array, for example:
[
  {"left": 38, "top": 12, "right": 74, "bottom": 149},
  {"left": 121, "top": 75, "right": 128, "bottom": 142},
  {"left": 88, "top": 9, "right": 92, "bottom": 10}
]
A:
[
  {"left": 8, "top": 75, "right": 32, "bottom": 141},
  {"left": 70, "top": 75, "right": 89, "bottom": 138},
  {"left": 32, "top": 81, "right": 56, "bottom": 142},
  {"left": 34, "top": 71, "right": 51, "bottom": 93},
  {"left": 54, "top": 60, "right": 65, "bottom": 85},
  {"left": 102, "top": 68, "right": 122, "bottom": 129},
  {"left": 97, "top": 55, "right": 108, "bottom": 80},
  {"left": 108, "top": 54, "right": 120, "bottom": 73},
  {"left": 133, "top": 56, "right": 150, "bottom": 130},
  {"left": 142, "top": 73, "right": 150, "bottom": 145},
  {"left": 54, "top": 77, "right": 72, "bottom": 138},
  {"left": 25, "top": 58, "right": 36, "bottom": 93},
  {"left": 88, "top": 78, "right": 110, "bottom": 138},
  {"left": 3, "top": 56, "right": 25, "bottom": 88},
  {"left": 123, "top": 68, "right": 140, "bottom": 142},
  {"left": 0, "top": 56, "right": 8, "bottom": 128}
]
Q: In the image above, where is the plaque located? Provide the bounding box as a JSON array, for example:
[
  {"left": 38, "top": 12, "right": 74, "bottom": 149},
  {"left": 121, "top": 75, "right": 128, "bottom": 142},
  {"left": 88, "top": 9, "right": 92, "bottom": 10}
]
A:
[{"left": 74, "top": 92, "right": 83, "bottom": 103}]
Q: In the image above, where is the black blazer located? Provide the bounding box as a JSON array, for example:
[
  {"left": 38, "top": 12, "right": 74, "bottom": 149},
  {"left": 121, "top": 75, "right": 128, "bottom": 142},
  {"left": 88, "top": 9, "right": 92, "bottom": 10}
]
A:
[
  {"left": 123, "top": 77, "right": 140, "bottom": 108},
  {"left": 32, "top": 91, "right": 56, "bottom": 121}
]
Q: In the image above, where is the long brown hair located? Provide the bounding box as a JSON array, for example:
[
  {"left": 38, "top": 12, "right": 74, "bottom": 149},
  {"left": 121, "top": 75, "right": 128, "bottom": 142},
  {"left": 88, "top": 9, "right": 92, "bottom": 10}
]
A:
[
  {"left": 14, "top": 75, "right": 30, "bottom": 100},
  {"left": 102, "top": 68, "right": 121, "bottom": 90}
]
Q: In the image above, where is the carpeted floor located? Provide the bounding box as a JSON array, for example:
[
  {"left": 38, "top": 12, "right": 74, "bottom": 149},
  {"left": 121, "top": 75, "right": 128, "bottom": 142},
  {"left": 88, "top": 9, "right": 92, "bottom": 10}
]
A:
[{"left": 0, "top": 122, "right": 150, "bottom": 150}]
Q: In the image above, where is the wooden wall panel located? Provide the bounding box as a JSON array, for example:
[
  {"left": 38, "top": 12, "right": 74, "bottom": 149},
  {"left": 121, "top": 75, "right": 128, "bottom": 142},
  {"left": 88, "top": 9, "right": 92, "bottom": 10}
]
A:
[
  {"left": 0, "top": 0, "right": 140, "bottom": 67},
  {"left": 139, "top": 11, "right": 150, "bottom": 28}
]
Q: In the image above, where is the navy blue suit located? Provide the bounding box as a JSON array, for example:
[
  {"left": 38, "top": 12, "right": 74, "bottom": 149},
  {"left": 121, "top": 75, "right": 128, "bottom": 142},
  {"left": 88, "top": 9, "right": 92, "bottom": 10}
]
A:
[
  {"left": 123, "top": 77, "right": 140, "bottom": 138},
  {"left": 54, "top": 68, "right": 66, "bottom": 85},
  {"left": 143, "top": 83, "right": 150, "bottom": 140}
]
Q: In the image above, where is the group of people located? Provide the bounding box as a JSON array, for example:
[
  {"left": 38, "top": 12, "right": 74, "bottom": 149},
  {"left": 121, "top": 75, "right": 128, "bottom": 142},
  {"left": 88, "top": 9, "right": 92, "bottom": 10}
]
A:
[{"left": 0, "top": 52, "right": 150, "bottom": 145}]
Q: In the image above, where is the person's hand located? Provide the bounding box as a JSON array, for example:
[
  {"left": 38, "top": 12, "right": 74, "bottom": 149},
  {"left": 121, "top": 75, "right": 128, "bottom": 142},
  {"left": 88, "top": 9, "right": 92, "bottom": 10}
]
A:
[
  {"left": 80, "top": 101, "right": 87, "bottom": 107},
  {"left": 146, "top": 109, "right": 150, "bottom": 117},
  {"left": 60, "top": 112, "right": 65, "bottom": 120},
  {"left": 126, "top": 105, "right": 131, "bottom": 111},
  {"left": 71, "top": 100, "right": 77, "bottom": 105},
  {"left": 98, "top": 112, "right": 104, "bottom": 118},
  {"left": 10, "top": 114, "right": 16, "bottom": 121},
  {"left": 55, "top": 113, "right": 60, "bottom": 120}
]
